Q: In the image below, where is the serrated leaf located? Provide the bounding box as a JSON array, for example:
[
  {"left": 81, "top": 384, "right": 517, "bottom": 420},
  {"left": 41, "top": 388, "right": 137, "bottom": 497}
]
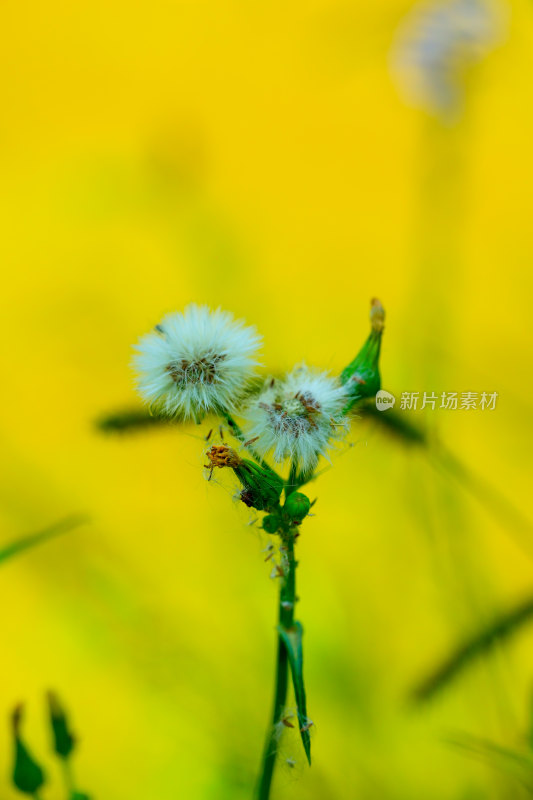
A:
[
  {"left": 0, "top": 516, "right": 87, "bottom": 566},
  {"left": 278, "top": 622, "right": 311, "bottom": 765}
]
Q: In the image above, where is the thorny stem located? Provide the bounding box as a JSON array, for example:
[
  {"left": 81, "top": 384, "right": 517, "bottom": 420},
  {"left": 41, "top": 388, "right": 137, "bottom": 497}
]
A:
[{"left": 256, "top": 530, "right": 297, "bottom": 800}]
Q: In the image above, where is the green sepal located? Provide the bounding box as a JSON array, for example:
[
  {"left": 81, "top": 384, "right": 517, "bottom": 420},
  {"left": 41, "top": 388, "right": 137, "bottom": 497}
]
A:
[
  {"left": 277, "top": 622, "right": 312, "bottom": 765},
  {"left": 235, "top": 460, "right": 283, "bottom": 513},
  {"left": 340, "top": 300, "right": 384, "bottom": 412}
]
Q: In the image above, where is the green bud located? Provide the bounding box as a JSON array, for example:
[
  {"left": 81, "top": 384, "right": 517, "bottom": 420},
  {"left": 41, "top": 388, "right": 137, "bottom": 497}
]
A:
[
  {"left": 284, "top": 492, "right": 311, "bottom": 522},
  {"left": 11, "top": 705, "right": 46, "bottom": 795},
  {"left": 236, "top": 460, "right": 283, "bottom": 512},
  {"left": 205, "top": 444, "right": 283, "bottom": 512},
  {"left": 340, "top": 298, "right": 384, "bottom": 412},
  {"left": 47, "top": 691, "right": 75, "bottom": 759},
  {"left": 262, "top": 514, "right": 280, "bottom": 534}
]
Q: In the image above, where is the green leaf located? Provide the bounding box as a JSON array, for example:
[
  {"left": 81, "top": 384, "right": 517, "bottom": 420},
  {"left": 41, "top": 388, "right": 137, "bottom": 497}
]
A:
[
  {"left": 71, "top": 792, "right": 91, "bottom": 800},
  {"left": 47, "top": 691, "right": 76, "bottom": 758},
  {"left": 357, "top": 401, "right": 428, "bottom": 446},
  {"left": 278, "top": 622, "right": 312, "bottom": 765},
  {"left": 11, "top": 706, "right": 46, "bottom": 795},
  {"left": 13, "top": 739, "right": 45, "bottom": 794},
  {"left": 0, "top": 516, "right": 87, "bottom": 567},
  {"left": 97, "top": 408, "right": 168, "bottom": 433},
  {"left": 412, "top": 594, "right": 533, "bottom": 702}
]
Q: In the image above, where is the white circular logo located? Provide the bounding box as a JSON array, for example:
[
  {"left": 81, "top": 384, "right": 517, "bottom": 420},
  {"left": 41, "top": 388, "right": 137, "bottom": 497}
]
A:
[{"left": 376, "top": 390, "right": 396, "bottom": 411}]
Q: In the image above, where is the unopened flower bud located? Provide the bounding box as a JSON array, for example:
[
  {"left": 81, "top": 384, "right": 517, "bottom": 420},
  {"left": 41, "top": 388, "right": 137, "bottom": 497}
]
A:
[
  {"left": 47, "top": 691, "right": 75, "bottom": 759},
  {"left": 284, "top": 492, "right": 311, "bottom": 522},
  {"left": 235, "top": 461, "right": 284, "bottom": 512},
  {"left": 11, "top": 705, "right": 45, "bottom": 795},
  {"left": 206, "top": 444, "right": 283, "bottom": 512},
  {"left": 369, "top": 297, "right": 385, "bottom": 332},
  {"left": 262, "top": 514, "right": 280, "bottom": 534},
  {"left": 340, "top": 298, "right": 384, "bottom": 412}
]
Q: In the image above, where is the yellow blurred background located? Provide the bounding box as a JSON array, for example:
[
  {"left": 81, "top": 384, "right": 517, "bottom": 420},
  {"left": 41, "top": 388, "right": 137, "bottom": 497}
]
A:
[{"left": 1, "top": 0, "right": 532, "bottom": 797}]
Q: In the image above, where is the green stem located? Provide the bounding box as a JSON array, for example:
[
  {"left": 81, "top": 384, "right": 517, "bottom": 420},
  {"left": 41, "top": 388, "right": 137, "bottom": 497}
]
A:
[
  {"left": 286, "top": 462, "right": 299, "bottom": 497},
  {"left": 286, "top": 462, "right": 317, "bottom": 496},
  {"left": 256, "top": 534, "right": 296, "bottom": 800},
  {"left": 62, "top": 757, "right": 75, "bottom": 797}
]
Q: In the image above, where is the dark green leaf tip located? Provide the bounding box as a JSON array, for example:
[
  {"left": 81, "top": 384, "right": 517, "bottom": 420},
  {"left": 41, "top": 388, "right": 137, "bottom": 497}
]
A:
[{"left": 47, "top": 691, "right": 76, "bottom": 759}]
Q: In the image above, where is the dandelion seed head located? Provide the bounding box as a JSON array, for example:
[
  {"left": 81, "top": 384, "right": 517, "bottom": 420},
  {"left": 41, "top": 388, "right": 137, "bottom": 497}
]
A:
[
  {"left": 132, "top": 304, "right": 261, "bottom": 420},
  {"left": 244, "top": 365, "right": 349, "bottom": 473},
  {"left": 390, "top": 0, "right": 505, "bottom": 119}
]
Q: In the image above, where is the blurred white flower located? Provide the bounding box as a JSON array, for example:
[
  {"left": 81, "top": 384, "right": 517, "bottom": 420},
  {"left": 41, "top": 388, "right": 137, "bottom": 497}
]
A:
[
  {"left": 390, "top": 0, "right": 505, "bottom": 119},
  {"left": 132, "top": 304, "right": 261, "bottom": 420},
  {"left": 244, "top": 366, "right": 348, "bottom": 474}
]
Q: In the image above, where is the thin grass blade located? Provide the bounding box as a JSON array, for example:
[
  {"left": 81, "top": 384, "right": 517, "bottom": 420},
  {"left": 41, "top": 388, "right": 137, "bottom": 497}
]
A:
[
  {"left": 0, "top": 516, "right": 88, "bottom": 566},
  {"left": 412, "top": 594, "right": 533, "bottom": 701},
  {"left": 446, "top": 733, "right": 533, "bottom": 792}
]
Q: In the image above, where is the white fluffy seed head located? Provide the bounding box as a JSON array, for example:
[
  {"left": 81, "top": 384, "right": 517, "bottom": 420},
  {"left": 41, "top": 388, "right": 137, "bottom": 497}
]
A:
[
  {"left": 244, "top": 365, "right": 349, "bottom": 473},
  {"left": 132, "top": 304, "right": 261, "bottom": 420},
  {"left": 390, "top": 0, "right": 504, "bottom": 119}
]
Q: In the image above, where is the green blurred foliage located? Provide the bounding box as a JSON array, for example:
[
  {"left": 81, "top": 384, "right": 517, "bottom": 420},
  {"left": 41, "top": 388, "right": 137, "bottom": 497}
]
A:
[{"left": 0, "top": 0, "right": 532, "bottom": 798}]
